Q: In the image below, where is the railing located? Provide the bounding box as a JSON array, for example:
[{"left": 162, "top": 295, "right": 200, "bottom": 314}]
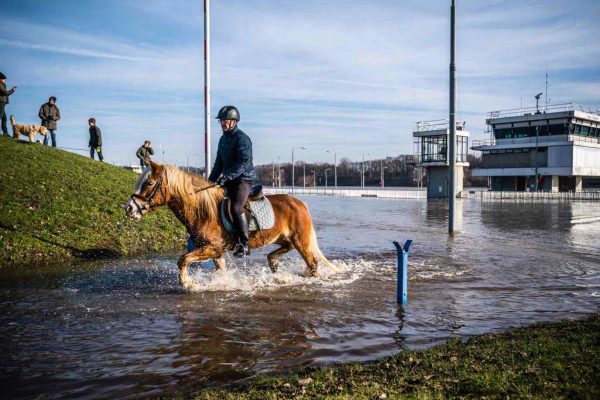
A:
[
  {"left": 487, "top": 103, "right": 600, "bottom": 120},
  {"left": 479, "top": 161, "right": 545, "bottom": 169},
  {"left": 472, "top": 134, "right": 600, "bottom": 148},
  {"left": 414, "top": 119, "right": 466, "bottom": 132},
  {"left": 461, "top": 190, "right": 600, "bottom": 202},
  {"left": 265, "top": 187, "right": 426, "bottom": 199}
]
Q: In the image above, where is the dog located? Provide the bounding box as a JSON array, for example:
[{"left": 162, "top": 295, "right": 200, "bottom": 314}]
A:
[{"left": 9, "top": 115, "right": 48, "bottom": 143}]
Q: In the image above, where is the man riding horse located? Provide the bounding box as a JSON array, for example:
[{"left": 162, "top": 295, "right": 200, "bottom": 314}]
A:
[{"left": 208, "top": 105, "right": 255, "bottom": 258}]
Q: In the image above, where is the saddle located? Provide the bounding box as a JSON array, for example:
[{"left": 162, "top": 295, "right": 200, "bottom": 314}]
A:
[{"left": 220, "top": 184, "right": 275, "bottom": 232}]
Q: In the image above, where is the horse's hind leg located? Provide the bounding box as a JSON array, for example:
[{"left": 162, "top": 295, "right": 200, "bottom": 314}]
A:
[
  {"left": 267, "top": 241, "right": 293, "bottom": 273},
  {"left": 213, "top": 256, "right": 227, "bottom": 272},
  {"left": 290, "top": 233, "right": 319, "bottom": 277}
]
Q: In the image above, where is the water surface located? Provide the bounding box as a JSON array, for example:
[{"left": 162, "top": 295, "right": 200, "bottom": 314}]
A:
[{"left": 1, "top": 198, "right": 599, "bottom": 399}]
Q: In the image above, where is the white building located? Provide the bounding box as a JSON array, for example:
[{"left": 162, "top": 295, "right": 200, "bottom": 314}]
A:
[
  {"left": 412, "top": 119, "right": 469, "bottom": 198},
  {"left": 471, "top": 104, "right": 600, "bottom": 192}
]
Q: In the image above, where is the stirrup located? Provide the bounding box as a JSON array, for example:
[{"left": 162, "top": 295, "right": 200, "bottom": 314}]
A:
[{"left": 233, "top": 243, "right": 250, "bottom": 258}]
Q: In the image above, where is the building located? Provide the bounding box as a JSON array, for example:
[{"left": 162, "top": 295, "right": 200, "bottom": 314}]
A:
[
  {"left": 471, "top": 103, "right": 600, "bottom": 192},
  {"left": 412, "top": 119, "right": 469, "bottom": 198},
  {"left": 123, "top": 164, "right": 143, "bottom": 174}
]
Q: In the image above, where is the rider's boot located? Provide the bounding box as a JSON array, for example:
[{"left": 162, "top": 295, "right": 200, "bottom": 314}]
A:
[{"left": 233, "top": 212, "right": 250, "bottom": 257}]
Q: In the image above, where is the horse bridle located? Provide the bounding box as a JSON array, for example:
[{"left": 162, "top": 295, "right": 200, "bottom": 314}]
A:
[{"left": 129, "top": 170, "right": 166, "bottom": 214}]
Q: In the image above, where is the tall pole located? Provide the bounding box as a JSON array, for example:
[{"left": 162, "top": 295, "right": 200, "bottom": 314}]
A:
[
  {"left": 448, "top": 0, "right": 457, "bottom": 234},
  {"left": 203, "top": 0, "right": 211, "bottom": 179},
  {"left": 325, "top": 169, "right": 329, "bottom": 187},
  {"left": 303, "top": 163, "right": 306, "bottom": 188},
  {"left": 327, "top": 150, "right": 338, "bottom": 189},
  {"left": 272, "top": 161, "right": 275, "bottom": 187},
  {"left": 277, "top": 156, "right": 281, "bottom": 187},
  {"left": 380, "top": 160, "right": 385, "bottom": 188},
  {"left": 292, "top": 147, "right": 295, "bottom": 194},
  {"left": 362, "top": 154, "right": 365, "bottom": 188}
]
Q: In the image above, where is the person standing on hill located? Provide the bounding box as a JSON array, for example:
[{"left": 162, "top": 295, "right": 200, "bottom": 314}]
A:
[
  {"left": 88, "top": 118, "right": 104, "bottom": 162},
  {"left": 38, "top": 96, "right": 60, "bottom": 147},
  {"left": 0, "top": 72, "right": 17, "bottom": 137},
  {"left": 136, "top": 140, "right": 154, "bottom": 168}
]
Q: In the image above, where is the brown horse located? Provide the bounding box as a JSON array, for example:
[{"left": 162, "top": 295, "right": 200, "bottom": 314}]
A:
[{"left": 125, "top": 162, "right": 338, "bottom": 291}]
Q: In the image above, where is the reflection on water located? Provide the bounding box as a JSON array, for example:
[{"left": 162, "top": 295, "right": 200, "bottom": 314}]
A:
[{"left": 1, "top": 198, "right": 599, "bottom": 399}]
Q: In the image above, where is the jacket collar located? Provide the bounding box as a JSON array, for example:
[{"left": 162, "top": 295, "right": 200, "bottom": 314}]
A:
[{"left": 223, "top": 125, "right": 239, "bottom": 136}]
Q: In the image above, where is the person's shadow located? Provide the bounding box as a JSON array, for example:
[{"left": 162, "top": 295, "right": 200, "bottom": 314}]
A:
[{"left": 0, "top": 223, "right": 121, "bottom": 260}]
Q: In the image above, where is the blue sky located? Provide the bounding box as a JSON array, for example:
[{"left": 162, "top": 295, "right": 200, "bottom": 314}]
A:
[{"left": 1, "top": 0, "right": 599, "bottom": 167}]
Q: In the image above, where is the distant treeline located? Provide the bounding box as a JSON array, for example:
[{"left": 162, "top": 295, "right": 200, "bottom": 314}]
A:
[{"left": 252, "top": 155, "right": 488, "bottom": 188}]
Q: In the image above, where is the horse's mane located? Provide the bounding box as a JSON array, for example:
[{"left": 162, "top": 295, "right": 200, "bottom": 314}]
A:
[{"left": 162, "top": 164, "right": 223, "bottom": 223}]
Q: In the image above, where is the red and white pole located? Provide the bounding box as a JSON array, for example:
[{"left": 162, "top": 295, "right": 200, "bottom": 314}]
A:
[{"left": 204, "top": 0, "right": 211, "bottom": 178}]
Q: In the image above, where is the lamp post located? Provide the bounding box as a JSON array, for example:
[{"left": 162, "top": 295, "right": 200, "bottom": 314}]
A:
[
  {"left": 326, "top": 150, "right": 337, "bottom": 188},
  {"left": 292, "top": 146, "right": 306, "bottom": 194},
  {"left": 325, "top": 168, "right": 331, "bottom": 188},
  {"left": 380, "top": 160, "right": 386, "bottom": 188},
  {"left": 311, "top": 170, "right": 316, "bottom": 186},
  {"left": 362, "top": 153, "right": 369, "bottom": 188},
  {"left": 303, "top": 163, "right": 306, "bottom": 188},
  {"left": 277, "top": 156, "right": 281, "bottom": 187}
]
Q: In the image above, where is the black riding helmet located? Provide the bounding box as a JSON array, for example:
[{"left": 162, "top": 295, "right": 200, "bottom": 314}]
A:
[{"left": 216, "top": 105, "right": 240, "bottom": 121}]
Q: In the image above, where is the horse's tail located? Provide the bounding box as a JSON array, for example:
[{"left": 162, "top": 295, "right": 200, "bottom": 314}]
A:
[
  {"left": 9, "top": 115, "right": 15, "bottom": 126},
  {"left": 308, "top": 225, "right": 342, "bottom": 273}
]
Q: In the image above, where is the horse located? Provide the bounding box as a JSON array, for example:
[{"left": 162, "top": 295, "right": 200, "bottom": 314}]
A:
[{"left": 124, "top": 161, "right": 338, "bottom": 291}]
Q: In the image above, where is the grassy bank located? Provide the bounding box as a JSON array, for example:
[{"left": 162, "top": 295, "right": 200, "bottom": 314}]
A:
[
  {"left": 0, "top": 136, "right": 186, "bottom": 267},
  {"left": 194, "top": 315, "right": 599, "bottom": 399}
]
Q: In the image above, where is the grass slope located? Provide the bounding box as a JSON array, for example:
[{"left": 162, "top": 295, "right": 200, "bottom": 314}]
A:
[
  {"left": 194, "top": 315, "right": 600, "bottom": 399},
  {"left": 0, "top": 136, "right": 186, "bottom": 267}
]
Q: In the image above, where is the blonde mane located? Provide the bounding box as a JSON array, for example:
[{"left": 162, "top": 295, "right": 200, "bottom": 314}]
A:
[{"left": 162, "top": 164, "right": 223, "bottom": 223}]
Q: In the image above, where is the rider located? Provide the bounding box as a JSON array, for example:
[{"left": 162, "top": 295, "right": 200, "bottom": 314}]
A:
[{"left": 208, "top": 105, "right": 256, "bottom": 257}]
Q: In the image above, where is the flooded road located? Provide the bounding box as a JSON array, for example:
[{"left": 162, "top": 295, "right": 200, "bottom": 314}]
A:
[{"left": 1, "top": 198, "right": 599, "bottom": 399}]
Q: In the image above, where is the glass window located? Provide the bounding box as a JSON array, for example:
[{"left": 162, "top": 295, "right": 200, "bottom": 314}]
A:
[
  {"left": 549, "top": 124, "right": 567, "bottom": 135},
  {"left": 580, "top": 125, "right": 590, "bottom": 136}
]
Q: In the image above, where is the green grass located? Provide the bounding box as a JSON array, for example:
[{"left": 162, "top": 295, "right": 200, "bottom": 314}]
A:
[
  {"left": 193, "top": 315, "right": 600, "bottom": 399},
  {"left": 0, "top": 136, "right": 186, "bottom": 267}
]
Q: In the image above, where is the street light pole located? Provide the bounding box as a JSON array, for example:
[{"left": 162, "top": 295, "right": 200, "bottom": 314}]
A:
[
  {"left": 203, "top": 0, "right": 211, "bottom": 179},
  {"left": 303, "top": 163, "right": 306, "bottom": 188},
  {"left": 327, "top": 150, "right": 337, "bottom": 189},
  {"left": 291, "top": 146, "right": 306, "bottom": 194},
  {"left": 448, "top": 0, "right": 457, "bottom": 234},
  {"left": 277, "top": 156, "right": 281, "bottom": 187},
  {"left": 362, "top": 153, "right": 369, "bottom": 188}
]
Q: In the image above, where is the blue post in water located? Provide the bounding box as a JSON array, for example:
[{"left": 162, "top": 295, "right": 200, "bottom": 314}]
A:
[{"left": 393, "top": 240, "right": 413, "bottom": 305}]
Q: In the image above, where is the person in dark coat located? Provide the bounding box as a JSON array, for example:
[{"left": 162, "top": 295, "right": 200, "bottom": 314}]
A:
[
  {"left": 38, "top": 96, "right": 61, "bottom": 147},
  {"left": 208, "top": 105, "right": 256, "bottom": 257},
  {"left": 88, "top": 118, "right": 104, "bottom": 161},
  {"left": 136, "top": 140, "right": 154, "bottom": 167},
  {"left": 0, "top": 72, "right": 17, "bottom": 137}
]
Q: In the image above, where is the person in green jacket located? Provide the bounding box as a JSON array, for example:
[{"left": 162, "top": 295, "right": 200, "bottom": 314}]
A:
[
  {"left": 0, "top": 72, "right": 17, "bottom": 137},
  {"left": 38, "top": 96, "right": 61, "bottom": 147}
]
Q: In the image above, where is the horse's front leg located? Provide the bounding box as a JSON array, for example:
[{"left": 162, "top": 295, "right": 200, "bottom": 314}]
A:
[{"left": 177, "top": 246, "right": 221, "bottom": 291}]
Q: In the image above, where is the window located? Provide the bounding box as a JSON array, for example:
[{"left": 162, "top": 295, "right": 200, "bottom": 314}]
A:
[
  {"left": 420, "top": 135, "right": 447, "bottom": 163},
  {"left": 548, "top": 124, "right": 567, "bottom": 135}
]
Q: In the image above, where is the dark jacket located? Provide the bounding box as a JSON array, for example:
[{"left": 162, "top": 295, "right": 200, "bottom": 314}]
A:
[
  {"left": 208, "top": 126, "right": 256, "bottom": 183},
  {"left": 0, "top": 82, "right": 15, "bottom": 104},
  {"left": 89, "top": 126, "right": 102, "bottom": 147},
  {"left": 136, "top": 145, "right": 154, "bottom": 164},
  {"left": 38, "top": 102, "right": 61, "bottom": 130}
]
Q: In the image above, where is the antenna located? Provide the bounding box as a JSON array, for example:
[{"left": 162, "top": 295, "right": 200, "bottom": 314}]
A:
[
  {"left": 545, "top": 65, "right": 548, "bottom": 112},
  {"left": 535, "top": 92, "right": 543, "bottom": 114}
]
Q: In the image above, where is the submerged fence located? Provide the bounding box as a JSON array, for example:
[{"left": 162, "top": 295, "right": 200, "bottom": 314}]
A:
[
  {"left": 264, "top": 187, "right": 426, "bottom": 199},
  {"left": 461, "top": 190, "right": 600, "bottom": 201}
]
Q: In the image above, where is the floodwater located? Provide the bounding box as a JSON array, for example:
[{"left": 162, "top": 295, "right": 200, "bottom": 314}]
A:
[{"left": 1, "top": 198, "right": 599, "bottom": 399}]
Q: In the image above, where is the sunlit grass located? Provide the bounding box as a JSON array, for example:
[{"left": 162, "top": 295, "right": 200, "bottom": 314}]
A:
[{"left": 0, "top": 136, "right": 186, "bottom": 267}]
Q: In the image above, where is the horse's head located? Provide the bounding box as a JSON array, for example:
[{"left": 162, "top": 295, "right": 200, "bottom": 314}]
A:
[{"left": 125, "top": 161, "right": 169, "bottom": 220}]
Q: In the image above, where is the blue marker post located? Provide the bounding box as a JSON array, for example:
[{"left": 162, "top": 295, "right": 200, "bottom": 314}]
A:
[{"left": 393, "top": 240, "right": 413, "bottom": 305}]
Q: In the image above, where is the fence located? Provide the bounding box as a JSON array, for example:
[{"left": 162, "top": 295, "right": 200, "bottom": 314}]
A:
[
  {"left": 461, "top": 190, "right": 600, "bottom": 201},
  {"left": 264, "top": 187, "right": 426, "bottom": 199}
]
